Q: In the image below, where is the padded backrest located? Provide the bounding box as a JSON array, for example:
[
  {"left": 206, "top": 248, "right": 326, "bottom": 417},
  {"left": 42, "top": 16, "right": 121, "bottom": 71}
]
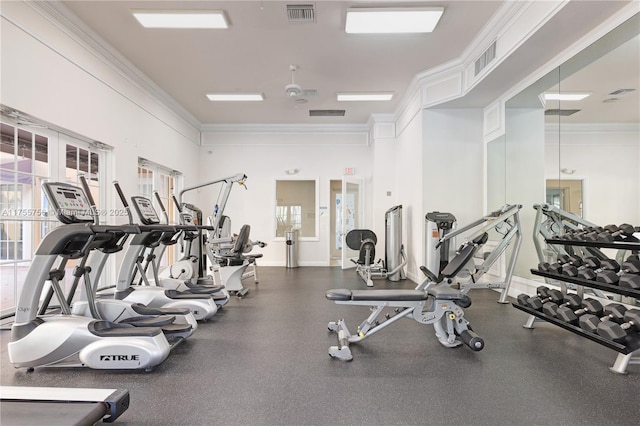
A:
[
  {"left": 440, "top": 232, "right": 488, "bottom": 278},
  {"left": 231, "top": 224, "right": 250, "bottom": 255},
  {"left": 345, "top": 229, "right": 377, "bottom": 251}
]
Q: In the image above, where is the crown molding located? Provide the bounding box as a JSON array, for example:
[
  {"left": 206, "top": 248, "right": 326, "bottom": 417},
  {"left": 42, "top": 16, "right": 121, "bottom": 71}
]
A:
[
  {"left": 29, "top": 1, "right": 202, "bottom": 134},
  {"left": 545, "top": 122, "right": 640, "bottom": 134},
  {"left": 200, "top": 123, "right": 369, "bottom": 135},
  {"left": 29, "top": 0, "right": 576, "bottom": 142}
]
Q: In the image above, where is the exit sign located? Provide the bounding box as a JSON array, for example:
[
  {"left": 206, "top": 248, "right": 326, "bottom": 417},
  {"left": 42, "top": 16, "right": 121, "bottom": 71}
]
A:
[{"left": 344, "top": 167, "right": 355, "bottom": 175}]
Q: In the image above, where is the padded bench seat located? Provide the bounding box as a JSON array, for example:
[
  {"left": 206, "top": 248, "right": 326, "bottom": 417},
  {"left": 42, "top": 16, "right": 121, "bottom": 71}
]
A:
[
  {"left": 427, "top": 286, "right": 472, "bottom": 307},
  {"left": 326, "top": 289, "right": 429, "bottom": 302}
]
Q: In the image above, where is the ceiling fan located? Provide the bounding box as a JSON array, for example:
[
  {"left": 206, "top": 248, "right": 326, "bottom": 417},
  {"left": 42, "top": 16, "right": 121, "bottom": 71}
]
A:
[{"left": 284, "top": 65, "right": 318, "bottom": 99}]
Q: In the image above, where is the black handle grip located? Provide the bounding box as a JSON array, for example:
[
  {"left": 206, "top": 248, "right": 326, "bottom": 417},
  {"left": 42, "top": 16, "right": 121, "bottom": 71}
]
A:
[
  {"left": 154, "top": 191, "right": 166, "bottom": 213},
  {"left": 172, "top": 194, "right": 183, "bottom": 213},
  {"left": 113, "top": 181, "right": 129, "bottom": 208},
  {"left": 459, "top": 329, "right": 484, "bottom": 351},
  {"left": 78, "top": 174, "right": 99, "bottom": 225}
]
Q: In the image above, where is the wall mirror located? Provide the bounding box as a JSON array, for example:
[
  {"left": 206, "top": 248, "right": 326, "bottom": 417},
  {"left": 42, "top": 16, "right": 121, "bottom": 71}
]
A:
[
  {"left": 275, "top": 179, "right": 318, "bottom": 239},
  {"left": 492, "top": 13, "right": 640, "bottom": 279}
]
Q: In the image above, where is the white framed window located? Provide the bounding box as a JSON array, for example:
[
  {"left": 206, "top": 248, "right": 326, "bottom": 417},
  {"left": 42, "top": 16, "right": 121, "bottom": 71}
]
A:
[
  {"left": 1, "top": 116, "right": 112, "bottom": 316},
  {"left": 137, "top": 159, "right": 182, "bottom": 268}
]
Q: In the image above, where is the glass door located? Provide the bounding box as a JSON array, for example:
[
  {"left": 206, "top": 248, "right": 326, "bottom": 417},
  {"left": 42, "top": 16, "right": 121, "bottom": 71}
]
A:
[{"left": 340, "top": 176, "right": 363, "bottom": 269}]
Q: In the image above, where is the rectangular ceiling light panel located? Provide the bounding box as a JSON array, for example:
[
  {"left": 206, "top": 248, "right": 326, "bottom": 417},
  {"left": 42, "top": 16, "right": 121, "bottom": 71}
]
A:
[
  {"left": 543, "top": 93, "right": 591, "bottom": 101},
  {"left": 337, "top": 92, "right": 394, "bottom": 101},
  {"left": 132, "top": 10, "right": 229, "bottom": 29},
  {"left": 207, "top": 93, "right": 264, "bottom": 101},
  {"left": 345, "top": 7, "right": 444, "bottom": 34}
]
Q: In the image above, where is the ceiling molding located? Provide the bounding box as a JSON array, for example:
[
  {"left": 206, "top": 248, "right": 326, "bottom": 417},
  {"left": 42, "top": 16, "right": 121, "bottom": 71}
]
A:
[
  {"left": 545, "top": 122, "right": 640, "bottom": 134},
  {"left": 30, "top": 0, "right": 580, "bottom": 141},
  {"left": 200, "top": 123, "right": 369, "bottom": 135},
  {"left": 31, "top": 1, "right": 202, "bottom": 132}
]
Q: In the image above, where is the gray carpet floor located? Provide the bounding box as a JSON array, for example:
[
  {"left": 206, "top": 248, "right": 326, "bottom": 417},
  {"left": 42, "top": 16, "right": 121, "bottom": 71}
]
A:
[{"left": 1, "top": 266, "right": 639, "bottom": 425}]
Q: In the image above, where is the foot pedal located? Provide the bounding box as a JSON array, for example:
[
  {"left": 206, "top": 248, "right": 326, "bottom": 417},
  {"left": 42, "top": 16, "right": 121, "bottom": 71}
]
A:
[{"left": 328, "top": 345, "right": 353, "bottom": 361}]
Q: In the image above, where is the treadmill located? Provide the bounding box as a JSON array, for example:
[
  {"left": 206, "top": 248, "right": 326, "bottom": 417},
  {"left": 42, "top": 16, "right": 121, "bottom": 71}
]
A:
[{"left": 0, "top": 385, "right": 129, "bottom": 424}]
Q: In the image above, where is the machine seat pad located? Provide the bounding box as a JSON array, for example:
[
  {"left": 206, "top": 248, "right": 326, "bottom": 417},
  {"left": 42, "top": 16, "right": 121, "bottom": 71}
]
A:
[
  {"left": 183, "top": 281, "right": 225, "bottom": 293},
  {"left": 222, "top": 258, "right": 245, "bottom": 266},
  {"left": 427, "top": 286, "right": 472, "bottom": 307},
  {"left": 326, "top": 289, "right": 428, "bottom": 301},
  {"left": 130, "top": 303, "right": 191, "bottom": 316},
  {"left": 164, "top": 289, "right": 213, "bottom": 300},
  {"left": 326, "top": 289, "right": 353, "bottom": 301},
  {"left": 120, "top": 315, "right": 176, "bottom": 327},
  {"left": 160, "top": 323, "right": 193, "bottom": 335},
  {"left": 89, "top": 320, "right": 161, "bottom": 337}
]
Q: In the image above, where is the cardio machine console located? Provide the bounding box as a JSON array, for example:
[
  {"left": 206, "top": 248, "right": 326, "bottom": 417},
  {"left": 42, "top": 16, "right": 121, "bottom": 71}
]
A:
[
  {"left": 42, "top": 182, "right": 94, "bottom": 224},
  {"left": 130, "top": 196, "right": 161, "bottom": 225}
]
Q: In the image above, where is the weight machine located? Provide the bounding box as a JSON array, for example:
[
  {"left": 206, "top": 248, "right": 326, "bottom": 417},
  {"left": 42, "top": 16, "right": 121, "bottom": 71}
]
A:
[
  {"left": 430, "top": 204, "right": 523, "bottom": 303},
  {"left": 346, "top": 205, "right": 406, "bottom": 287}
]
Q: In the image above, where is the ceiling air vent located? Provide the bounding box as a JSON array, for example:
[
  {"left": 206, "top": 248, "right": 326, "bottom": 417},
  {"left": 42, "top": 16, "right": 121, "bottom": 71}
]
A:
[
  {"left": 474, "top": 40, "right": 497, "bottom": 77},
  {"left": 545, "top": 109, "right": 581, "bottom": 117},
  {"left": 287, "top": 4, "right": 316, "bottom": 23},
  {"left": 608, "top": 88, "right": 635, "bottom": 96},
  {"left": 309, "top": 109, "right": 345, "bottom": 117}
]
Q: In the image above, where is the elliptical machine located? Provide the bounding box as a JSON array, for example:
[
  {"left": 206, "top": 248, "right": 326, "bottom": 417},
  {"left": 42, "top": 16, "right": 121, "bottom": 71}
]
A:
[
  {"left": 95, "top": 182, "right": 219, "bottom": 321},
  {"left": 8, "top": 181, "right": 174, "bottom": 370}
]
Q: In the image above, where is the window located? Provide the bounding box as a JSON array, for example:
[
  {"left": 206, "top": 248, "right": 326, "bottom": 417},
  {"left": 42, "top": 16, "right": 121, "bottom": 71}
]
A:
[
  {"left": 1, "top": 118, "right": 110, "bottom": 316},
  {"left": 275, "top": 179, "right": 317, "bottom": 238},
  {"left": 137, "top": 160, "right": 181, "bottom": 268}
]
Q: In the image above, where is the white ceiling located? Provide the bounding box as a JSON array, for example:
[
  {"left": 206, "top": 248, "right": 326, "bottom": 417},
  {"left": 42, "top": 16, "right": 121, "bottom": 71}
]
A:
[{"left": 58, "top": 0, "right": 636, "bottom": 125}]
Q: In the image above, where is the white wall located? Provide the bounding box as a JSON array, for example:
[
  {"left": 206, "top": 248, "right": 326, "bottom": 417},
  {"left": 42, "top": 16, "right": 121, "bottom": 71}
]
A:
[
  {"left": 392, "top": 112, "right": 423, "bottom": 281},
  {"left": 545, "top": 124, "right": 640, "bottom": 225},
  {"left": 1, "top": 2, "right": 202, "bottom": 208},
  {"left": 198, "top": 130, "right": 372, "bottom": 266},
  {"left": 422, "top": 109, "right": 485, "bottom": 268}
]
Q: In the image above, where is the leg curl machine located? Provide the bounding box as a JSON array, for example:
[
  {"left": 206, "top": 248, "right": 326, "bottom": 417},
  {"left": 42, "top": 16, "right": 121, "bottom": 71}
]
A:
[
  {"left": 326, "top": 233, "right": 488, "bottom": 361},
  {"left": 346, "top": 229, "right": 407, "bottom": 287}
]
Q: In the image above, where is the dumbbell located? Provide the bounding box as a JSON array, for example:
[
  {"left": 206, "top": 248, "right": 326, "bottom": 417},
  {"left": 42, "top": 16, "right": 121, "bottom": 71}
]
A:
[
  {"left": 596, "top": 223, "right": 637, "bottom": 242},
  {"left": 560, "top": 256, "right": 604, "bottom": 278},
  {"left": 573, "top": 258, "right": 622, "bottom": 281},
  {"left": 556, "top": 299, "right": 605, "bottom": 325},
  {"left": 541, "top": 293, "right": 583, "bottom": 317},
  {"left": 516, "top": 287, "right": 560, "bottom": 310},
  {"left": 560, "top": 227, "right": 602, "bottom": 241},
  {"left": 619, "top": 274, "right": 640, "bottom": 290},
  {"left": 538, "top": 255, "right": 572, "bottom": 275},
  {"left": 562, "top": 257, "right": 620, "bottom": 281},
  {"left": 578, "top": 303, "right": 628, "bottom": 333},
  {"left": 596, "top": 309, "right": 640, "bottom": 343},
  {"left": 595, "top": 259, "right": 640, "bottom": 285}
]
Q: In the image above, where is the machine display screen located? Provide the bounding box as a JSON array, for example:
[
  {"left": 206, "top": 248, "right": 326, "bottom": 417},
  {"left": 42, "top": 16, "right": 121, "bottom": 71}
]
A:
[{"left": 63, "top": 191, "right": 76, "bottom": 199}]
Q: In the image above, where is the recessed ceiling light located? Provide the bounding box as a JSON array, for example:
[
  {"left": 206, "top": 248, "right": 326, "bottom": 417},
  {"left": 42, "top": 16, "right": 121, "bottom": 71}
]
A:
[
  {"left": 206, "top": 93, "right": 264, "bottom": 101},
  {"left": 345, "top": 8, "right": 444, "bottom": 34},
  {"left": 132, "top": 10, "right": 229, "bottom": 29},
  {"left": 543, "top": 93, "right": 591, "bottom": 101},
  {"left": 337, "top": 92, "right": 394, "bottom": 101}
]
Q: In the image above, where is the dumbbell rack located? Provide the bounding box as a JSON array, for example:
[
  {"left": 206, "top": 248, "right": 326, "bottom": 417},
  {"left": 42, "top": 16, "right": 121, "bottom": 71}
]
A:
[{"left": 514, "top": 237, "right": 640, "bottom": 374}]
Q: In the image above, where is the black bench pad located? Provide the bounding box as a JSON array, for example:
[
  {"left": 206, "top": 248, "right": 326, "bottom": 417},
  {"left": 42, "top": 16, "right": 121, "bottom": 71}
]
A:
[
  {"left": 427, "top": 286, "right": 472, "bottom": 307},
  {"left": 326, "top": 289, "right": 428, "bottom": 302}
]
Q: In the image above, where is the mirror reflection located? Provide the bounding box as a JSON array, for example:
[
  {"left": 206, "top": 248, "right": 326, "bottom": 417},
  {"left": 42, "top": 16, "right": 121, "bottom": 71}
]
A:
[{"left": 498, "top": 14, "right": 640, "bottom": 279}]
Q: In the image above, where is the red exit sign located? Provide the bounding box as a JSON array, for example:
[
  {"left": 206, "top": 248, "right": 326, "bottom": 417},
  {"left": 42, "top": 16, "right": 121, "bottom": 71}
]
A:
[{"left": 344, "top": 167, "right": 355, "bottom": 175}]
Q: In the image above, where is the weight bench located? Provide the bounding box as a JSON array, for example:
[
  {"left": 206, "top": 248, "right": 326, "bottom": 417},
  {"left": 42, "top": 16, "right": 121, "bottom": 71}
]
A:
[
  {"left": 326, "top": 233, "right": 488, "bottom": 361},
  {"left": 346, "top": 229, "right": 406, "bottom": 287}
]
